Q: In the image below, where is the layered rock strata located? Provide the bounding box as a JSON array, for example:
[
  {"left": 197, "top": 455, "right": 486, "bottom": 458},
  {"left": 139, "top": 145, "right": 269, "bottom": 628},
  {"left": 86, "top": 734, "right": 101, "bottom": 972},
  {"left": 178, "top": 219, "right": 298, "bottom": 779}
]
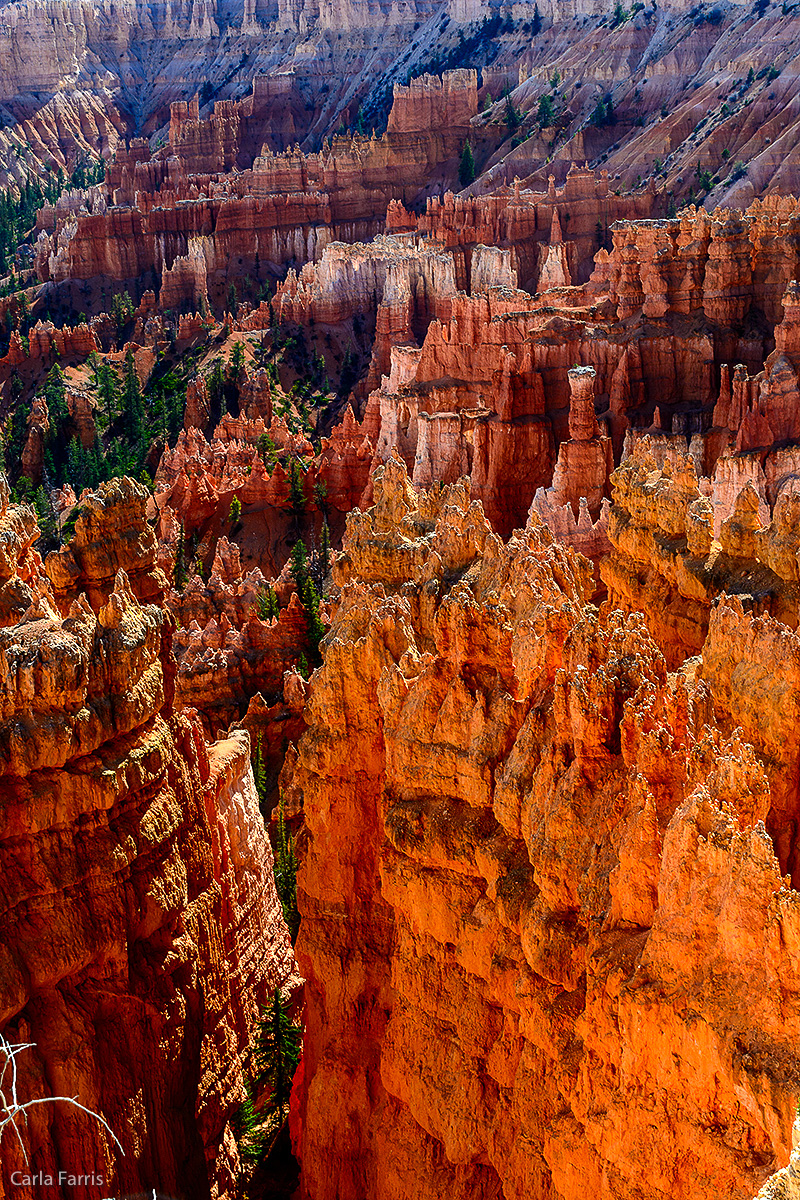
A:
[
  {"left": 33, "top": 69, "right": 479, "bottom": 309},
  {"left": 0, "top": 486, "right": 296, "bottom": 1197},
  {"left": 290, "top": 453, "right": 800, "bottom": 1200},
  {"left": 601, "top": 438, "right": 800, "bottom": 668},
  {"left": 324, "top": 198, "right": 800, "bottom": 549}
]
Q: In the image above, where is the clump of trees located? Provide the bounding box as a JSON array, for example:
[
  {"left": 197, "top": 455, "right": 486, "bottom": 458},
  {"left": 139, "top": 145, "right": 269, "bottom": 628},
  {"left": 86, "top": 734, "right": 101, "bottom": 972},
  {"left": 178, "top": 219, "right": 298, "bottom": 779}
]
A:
[
  {"left": 590, "top": 95, "right": 617, "bottom": 127},
  {"left": 537, "top": 94, "right": 555, "bottom": 128},
  {"left": 254, "top": 584, "right": 280, "bottom": 620},
  {"left": 273, "top": 794, "right": 299, "bottom": 942},
  {"left": 237, "top": 755, "right": 302, "bottom": 1165},
  {"left": 504, "top": 93, "right": 523, "bottom": 133},
  {"left": 235, "top": 984, "right": 302, "bottom": 1163},
  {"left": 0, "top": 158, "right": 104, "bottom": 287},
  {"left": 4, "top": 341, "right": 190, "bottom": 527}
]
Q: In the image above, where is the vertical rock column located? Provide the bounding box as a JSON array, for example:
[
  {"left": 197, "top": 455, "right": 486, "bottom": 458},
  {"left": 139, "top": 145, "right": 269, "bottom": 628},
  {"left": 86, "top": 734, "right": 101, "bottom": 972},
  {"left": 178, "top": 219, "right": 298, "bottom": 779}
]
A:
[{"left": 547, "top": 364, "right": 613, "bottom": 518}]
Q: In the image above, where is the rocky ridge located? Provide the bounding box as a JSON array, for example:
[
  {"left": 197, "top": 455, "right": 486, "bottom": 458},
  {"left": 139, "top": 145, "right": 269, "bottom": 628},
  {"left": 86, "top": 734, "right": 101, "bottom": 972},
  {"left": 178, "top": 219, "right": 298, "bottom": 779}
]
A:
[
  {"left": 0, "top": 476, "right": 298, "bottom": 1197},
  {"left": 5, "top": 0, "right": 800, "bottom": 216},
  {"left": 289, "top": 452, "right": 800, "bottom": 1200}
]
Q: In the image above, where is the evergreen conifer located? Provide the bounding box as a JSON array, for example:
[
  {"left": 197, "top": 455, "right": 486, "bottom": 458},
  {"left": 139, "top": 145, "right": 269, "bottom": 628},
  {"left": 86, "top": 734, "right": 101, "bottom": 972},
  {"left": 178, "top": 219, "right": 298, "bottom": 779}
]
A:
[
  {"left": 459, "top": 142, "right": 476, "bottom": 188},
  {"left": 253, "top": 988, "right": 302, "bottom": 1121}
]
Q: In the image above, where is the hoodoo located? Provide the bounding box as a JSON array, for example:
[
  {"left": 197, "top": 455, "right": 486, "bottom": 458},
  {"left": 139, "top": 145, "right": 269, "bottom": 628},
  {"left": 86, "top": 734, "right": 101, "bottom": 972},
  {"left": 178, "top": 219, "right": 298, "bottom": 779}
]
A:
[{"left": 6, "top": 1, "right": 800, "bottom": 1196}]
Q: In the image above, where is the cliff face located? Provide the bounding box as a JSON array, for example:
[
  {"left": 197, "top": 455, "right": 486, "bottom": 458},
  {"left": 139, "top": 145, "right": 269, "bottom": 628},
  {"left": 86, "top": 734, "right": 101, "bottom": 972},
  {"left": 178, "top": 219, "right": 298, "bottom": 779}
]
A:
[
  {"left": 290, "top": 454, "right": 800, "bottom": 1200},
  {"left": 0, "top": 483, "right": 296, "bottom": 1198},
  {"left": 30, "top": 67, "right": 482, "bottom": 323},
  {"left": 45, "top": 475, "right": 170, "bottom": 612}
]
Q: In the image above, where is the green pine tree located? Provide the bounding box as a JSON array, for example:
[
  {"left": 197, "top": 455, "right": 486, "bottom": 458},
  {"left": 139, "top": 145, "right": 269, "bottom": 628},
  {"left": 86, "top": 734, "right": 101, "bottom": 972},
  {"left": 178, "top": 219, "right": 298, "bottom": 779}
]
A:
[
  {"left": 66, "top": 436, "right": 84, "bottom": 492},
  {"left": 254, "top": 584, "right": 279, "bottom": 621},
  {"left": 254, "top": 989, "right": 301, "bottom": 1119},
  {"left": 459, "top": 142, "right": 476, "bottom": 188},
  {"left": 258, "top": 430, "right": 277, "bottom": 470},
  {"left": 97, "top": 361, "right": 118, "bottom": 424},
  {"left": 122, "top": 349, "right": 145, "bottom": 452},
  {"left": 320, "top": 518, "right": 331, "bottom": 577},
  {"left": 537, "top": 94, "right": 554, "bottom": 129},
  {"left": 230, "top": 339, "right": 246, "bottom": 377},
  {"left": 272, "top": 794, "right": 300, "bottom": 945},
  {"left": 234, "top": 1077, "right": 266, "bottom": 1163},
  {"left": 303, "top": 576, "right": 325, "bottom": 661},
  {"left": 288, "top": 458, "right": 306, "bottom": 518},
  {"left": 253, "top": 733, "right": 268, "bottom": 812},
  {"left": 32, "top": 485, "right": 58, "bottom": 549},
  {"left": 504, "top": 94, "right": 522, "bottom": 133},
  {"left": 43, "top": 365, "right": 67, "bottom": 427}
]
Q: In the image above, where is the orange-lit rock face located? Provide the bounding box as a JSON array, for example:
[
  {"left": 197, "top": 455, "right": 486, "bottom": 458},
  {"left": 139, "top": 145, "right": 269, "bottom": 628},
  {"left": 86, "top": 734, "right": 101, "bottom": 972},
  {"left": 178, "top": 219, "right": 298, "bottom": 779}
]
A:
[
  {"left": 45, "top": 476, "right": 170, "bottom": 613},
  {"left": 318, "top": 196, "right": 800, "bottom": 550},
  {"left": 0, "top": 480, "right": 297, "bottom": 1198},
  {"left": 0, "top": 481, "right": 47, "bottom": 625},
  {"left": 290, "top": 454, "right": 800, "bottom": 1200},
  {"left": 0, "top": 562, "right": 296, "bottom": 1199},
  {"left": 600, "top": 438, "right": 800, "bottom": 669}
]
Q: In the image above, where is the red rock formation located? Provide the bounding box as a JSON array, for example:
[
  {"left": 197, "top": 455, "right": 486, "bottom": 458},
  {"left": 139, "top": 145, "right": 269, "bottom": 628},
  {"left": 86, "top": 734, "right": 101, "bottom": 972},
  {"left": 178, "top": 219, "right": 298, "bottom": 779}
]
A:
[
  {"left": 536, "top": 205, "right": 572, "bottom": 290},
  {"left": 386, "top": 70, "right": 477, "bottom": 135},
  {"left": 243, "top": 674, "right": 308, "bottom": 816},
  {"left": 594, "top": 201, "right": 800, "bottom": 330},
  {"left": 600, "top": 439, "right": 799, "bottom": 667},
  {"left": 0, "top": 529, "right": 296, "bottom": 1198},
  {"left": 274, "top": 235, "right": 457, "bottom": 330},
  {"left": 289, "top": 454, "right": 800, "bottom": 1200},
  {"left": 544, "top": 364, "right": 613, "bottom": 519},
  {"left": 33, "top": 69, "right": 483, "bottom": 309},
  {"left": 153, "top": 417, "right": 324, "bottom": 578},
  {"left": 45, "top": 477, "right": 169, "bottom": 613},
  {"left": 408, "top": 166, "right": 657, "bottom": 290},
  {"left": 530, "top": 490, "right": 611, "bottom": 567},
  {"left": 317, "top": 405, "right": 375, "bottom": 521},
  {"left": 168, "top": 96, "right": 241, "bottom": 175},
  {"left": 19, "top": 395, "right": 49, "bottom": 483},
  {"left": 173, "top": 590, "right": 310, "bottom": 734},
  {"left": 165, "top": 533, "right": 313, "bottom": 733},
  {"left": 0, "top": 321, "right": 99, "bottom": 377},
  {"left": 0, "top": 477, "right": 48, "bottom": 624}
]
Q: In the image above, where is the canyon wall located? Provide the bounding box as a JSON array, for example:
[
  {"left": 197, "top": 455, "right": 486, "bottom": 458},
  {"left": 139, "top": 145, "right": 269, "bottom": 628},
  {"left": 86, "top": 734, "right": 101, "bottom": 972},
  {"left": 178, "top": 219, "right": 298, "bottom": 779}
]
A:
[
  {"left": 290, "top": 454, "right": 800, "bottom": 1200},
  {"left": 4, "top": 0, "right": 800, "bottom": 221},
  {"left": 0, "top": 477, "right": 297, "bottom": 1198}
]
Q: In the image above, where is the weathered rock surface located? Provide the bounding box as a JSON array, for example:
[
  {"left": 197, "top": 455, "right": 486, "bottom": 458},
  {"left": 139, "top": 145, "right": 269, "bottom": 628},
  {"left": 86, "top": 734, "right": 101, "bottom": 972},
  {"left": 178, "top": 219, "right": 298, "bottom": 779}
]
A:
[
  {"left": 0, "top": 501, "right": 296, "bottom": 1197},
  {"left": 600, "top": 437, "right": 800, "bottom": 667},
  {"left": 290, "top": 454, "right": 800, "bottom": 1200},
  {"left": 45, "top": 476, "right": 170, "bottom": 613}
]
